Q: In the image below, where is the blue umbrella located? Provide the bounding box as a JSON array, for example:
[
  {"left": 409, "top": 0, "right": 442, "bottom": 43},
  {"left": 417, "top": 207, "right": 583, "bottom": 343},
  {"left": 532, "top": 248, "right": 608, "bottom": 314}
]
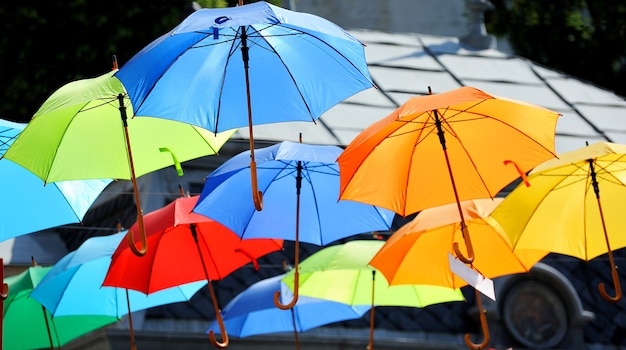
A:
[
  {"left": 116, "top": 1, "right": 374, "bottom": 209},
  {"left": 206, "top": 274, "right": 370, "bottom": 345},
  {"left": 30, "top": 231, "right": 206, "bottom": 350},
  {"left": 193, "top": 141, "right": 395, "bottom": 309},
  {"left": 0, "top": 118, "right": 111, "bottom": 242}
]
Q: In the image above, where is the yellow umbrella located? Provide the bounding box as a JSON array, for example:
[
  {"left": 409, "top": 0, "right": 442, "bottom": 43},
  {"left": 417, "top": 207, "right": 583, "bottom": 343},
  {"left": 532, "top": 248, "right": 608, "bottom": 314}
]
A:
[
  {"left": 338, "top": 86, "right": 560, "bottom": 265},
  {"left": 491, "top": 141, "right": 626, "bottom": 303},
  {"left": 369, "top": 198, "right": 548, "bottom": 350}
]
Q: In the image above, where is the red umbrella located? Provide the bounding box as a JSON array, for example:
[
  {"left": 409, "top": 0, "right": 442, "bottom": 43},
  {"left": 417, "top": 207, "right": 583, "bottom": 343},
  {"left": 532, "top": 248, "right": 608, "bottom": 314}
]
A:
[{"left": 103, "top": 196, "right": 283, "bottom": 349}]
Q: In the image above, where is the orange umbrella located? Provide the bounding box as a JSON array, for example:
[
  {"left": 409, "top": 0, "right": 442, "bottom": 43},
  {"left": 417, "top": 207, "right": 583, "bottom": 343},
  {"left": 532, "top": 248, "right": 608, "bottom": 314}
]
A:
[
  {"left": 338, "top": 86, "right": 560, "bottom": 264},
  {"left": 369, "top": 198, "right": 547, "bottom": 289},
  {"left": 369, "top": 198, "right": 548, "bottom": 350}
]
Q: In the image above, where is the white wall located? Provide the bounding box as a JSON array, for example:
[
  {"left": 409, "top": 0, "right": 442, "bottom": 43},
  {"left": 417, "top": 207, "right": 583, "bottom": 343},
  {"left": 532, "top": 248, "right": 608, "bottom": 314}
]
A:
[{"left": 285, "top": 0, "right": 467, "bottom": 36}]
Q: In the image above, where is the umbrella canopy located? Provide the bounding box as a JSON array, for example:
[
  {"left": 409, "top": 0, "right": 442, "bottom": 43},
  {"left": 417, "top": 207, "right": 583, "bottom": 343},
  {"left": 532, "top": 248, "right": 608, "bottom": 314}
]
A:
[
  {"left": 0, "top": 118, "right": 111, "bottom": 242},
  {"left": 192, "top": 141, "right": 395, "bottom": 309},
  {"left": 337, "top": 86, "right": 560, "bottom": 264},
  {"left": 369, "top": 198, "right": 547, "bottom": 289},
  {"left": 115, "top": 1, "right": 374, "bottom": 209},
  {"left": 103, "top": 196, "right": 283, "bottom": 293},
  {"left": 491, "top": 141, "right": 626, "bottom": 302},
  {"left": 3, "top": 266, "right": 117, "bottom": 350},
  {"left": 103, "top": 195, "right": 283, "bottom": 348},
  {"left": 206, "top": 274, "right": 370, "bottom": 341},
  {"left": 30, "top": 231, "right": 206, "bottom": 317},
  {"left": 3, "top": 69, "right": 235, "bottom": 256},
  {"left": 281, "top": 240, "right": 464, "bottom": 350},
  {"left": 30, "top": 231, "right": 206, "bottom": 350},
  {"left": 369, "top": 198, "right": 547, "bottom": 350},
  {"left": 282, "top": 240, "right": 465, "bottom": 307},
  {"left": 116, "top": 1, "right": 373, "bottom": 133}
]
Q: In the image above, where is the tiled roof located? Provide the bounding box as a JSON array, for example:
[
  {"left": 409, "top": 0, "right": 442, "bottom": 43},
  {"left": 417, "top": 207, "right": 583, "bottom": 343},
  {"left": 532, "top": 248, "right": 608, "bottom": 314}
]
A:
[{"left": 230, "top": 30, "right": 626, "bottom": 155}]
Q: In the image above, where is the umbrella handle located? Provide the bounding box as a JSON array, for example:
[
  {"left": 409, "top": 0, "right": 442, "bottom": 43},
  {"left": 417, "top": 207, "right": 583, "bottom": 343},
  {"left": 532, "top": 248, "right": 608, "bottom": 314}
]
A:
[
  {"left": 126, "top": 216, "right": 147, "bottom": 257},
  {"left": 0, "top": 283, "right": 7, "bottom": 300},
  {"left": 250, "top": 160, "right": 264, "bottom": 211},
  {"left": 598, "top": 250, "right": 622, "bottom": 303},
  {"left": 208, "top": 318, "right": 229, "bottom": 349},
  {"left": 464, "top": 289, "right": 490, "bottom": 350},
  {"left": 274, "top": 268, "right": 299, "bottom": 310},
  {"left": 453, "top": 224, "right": 475, "bottom": 264},
  {"left": 119, "top": 93, "right": 148, "bottom": 257}
]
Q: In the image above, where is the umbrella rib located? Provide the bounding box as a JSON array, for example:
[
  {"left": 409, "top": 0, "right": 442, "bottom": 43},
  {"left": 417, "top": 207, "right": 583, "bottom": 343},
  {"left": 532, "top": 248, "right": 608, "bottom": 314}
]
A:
[
  {"left": 130, "top": 33, "right": 212, "bottom": 117},
  {"left": 214, "top": 32, "right": 242, "bottom": 133},
  {"left": 443, "top": 101, "right": 559, "bottom": 157},
  {"left": 250, "top": 27, "right": 315, "bottom": 123},
  {"left": 301, "top": 165, "right": 326, "bottom": 245}
]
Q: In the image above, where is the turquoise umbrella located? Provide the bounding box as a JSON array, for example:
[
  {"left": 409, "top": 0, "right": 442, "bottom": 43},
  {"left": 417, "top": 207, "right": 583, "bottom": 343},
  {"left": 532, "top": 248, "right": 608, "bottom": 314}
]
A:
[
  {"left": 30, "top": 231, "right": 206, "bottom": 350},
  {"left": 0, "top": 118, "right": 111, "bottom": 242}
]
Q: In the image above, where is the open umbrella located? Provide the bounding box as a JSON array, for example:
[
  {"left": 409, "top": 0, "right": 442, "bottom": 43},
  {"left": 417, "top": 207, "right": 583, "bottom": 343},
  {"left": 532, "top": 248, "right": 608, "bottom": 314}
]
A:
[
  {"left": 115, "top": 1, "right": 374, "bottom": 210},
  {"left": 491, "top": 141, "right": 626, "bottom": 303},
  {"left": 0, "top": 118, "right": 111, "bottom": 242},
  {"left": 281, "top": 240, "right": 465, "bottom": 350},
  {"left": 30, "top": 231, "right": 206, "bottom": 350},
  {"left": 3, "top": 265, "right": 117, "bottom": 350},
  {"left": 368, "top": 198, "right": 548, "bottom": 349},
  {"left": 3, "top": 68, "right": 235, "bottom": 257},
  {"left": 337, "top": 86, "right": 560, "bottom": 265},
  {"left": 103, "top": 195, "right": 284, "bottom": 348},
  {"left": 206, "top": 274, "right": 370, "bottom": 349},
  {"left": 192, "top": 140, "right": 395, "bottom": 310}
]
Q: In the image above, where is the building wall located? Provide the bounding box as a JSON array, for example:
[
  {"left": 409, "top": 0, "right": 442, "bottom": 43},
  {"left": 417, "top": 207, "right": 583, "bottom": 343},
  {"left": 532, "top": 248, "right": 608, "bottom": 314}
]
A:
[{"left": 285, "top": 0, "right": 467, "bottom": 36}]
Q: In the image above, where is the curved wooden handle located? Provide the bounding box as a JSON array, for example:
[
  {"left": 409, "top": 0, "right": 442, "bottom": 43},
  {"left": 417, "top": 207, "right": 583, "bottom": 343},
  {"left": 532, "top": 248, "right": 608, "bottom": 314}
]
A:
[
  {"left": 126, "top": 214, "right": 147, "bottom": 257},
  {"left": 208, "top": 317, "right": 229, "bottom": 349},
  {"left": 207, "top": 280, "right": 229, "bottom": 349},
  {"left": 0, "top": 283, "right": 7, "bottom": 300},
  {"left": 598, "top": 250, "right": 622, "bottom": 303},
  {"left": 274, "top": 267, "right": 299, "bottom": 310},
  {"left": 464, "top": 289, "right": 490, "bottom": 349},
  {"left": 453, "top": 224, "right": 475, "bottom": 264},
  {"left": 250, "top": 160, "right": 263, "bottom": 211}
]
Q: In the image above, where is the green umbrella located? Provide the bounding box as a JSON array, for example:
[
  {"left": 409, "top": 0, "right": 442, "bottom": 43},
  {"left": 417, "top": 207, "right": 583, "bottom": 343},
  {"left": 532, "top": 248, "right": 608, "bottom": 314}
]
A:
[
  {"left": 281, "top": 240, "right": 465, "bottom": 350},
  {"left": 3, "top": 68, "right": 235, "bottom": 256},
  {"left": 3, "top": 265, "right": 117, "bottom": 350}
]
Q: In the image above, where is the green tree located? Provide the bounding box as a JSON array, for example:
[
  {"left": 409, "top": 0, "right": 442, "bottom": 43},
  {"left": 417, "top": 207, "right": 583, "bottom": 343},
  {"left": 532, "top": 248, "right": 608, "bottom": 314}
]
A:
[
  {"left": 486, "top": 0, "right": 626, "bottom": 97},
  {"left": 0, "top": 0, "right": 280, "bottom": 123},
  {"left": 0, "top": 1, "right": 190, "bottom": 122}
]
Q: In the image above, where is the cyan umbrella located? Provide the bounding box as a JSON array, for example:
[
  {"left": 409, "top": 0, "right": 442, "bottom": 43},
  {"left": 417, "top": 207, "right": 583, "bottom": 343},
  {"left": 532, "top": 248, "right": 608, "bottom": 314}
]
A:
[
  {"left": 30, "top": 231, "right": 206, "bottom": 350},
  {"left": 116, "top": 1, "right": 374, "bottom": 209},
  {"left": 206, "top": 274, "right": 370, "bottom": 349},
  {"left": 0, "top": 118, "right": 111, "bottom": 242},
  {"left": 193, "top": 141, "right": 395, "bottom": 309},
  {"left": 3, "top": 265, "right": 117, "bottom": 350}
]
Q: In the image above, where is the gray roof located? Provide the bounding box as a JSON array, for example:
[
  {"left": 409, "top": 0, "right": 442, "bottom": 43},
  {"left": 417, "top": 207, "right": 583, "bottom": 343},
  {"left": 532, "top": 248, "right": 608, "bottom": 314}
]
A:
[{"left": 231, "top": 29, "right": 626, "bottom": 155}]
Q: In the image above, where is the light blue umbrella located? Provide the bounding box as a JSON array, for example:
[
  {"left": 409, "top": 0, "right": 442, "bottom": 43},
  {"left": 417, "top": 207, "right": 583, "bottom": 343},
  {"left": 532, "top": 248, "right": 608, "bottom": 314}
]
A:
[
  {"left": 30, "top": 231, "right": 206, "bottom": 349},
  {"left": 193, "top": 141, "right": 395, "bottom": 309},
  {"left": 0, "top": 118, "right": 111, "bottom": 242},
  {"left": 116, "top": 1, "right": 374, "bottom": 209},
  {"left": 207, "top": 274, "right": 370, "bottom": 345}
]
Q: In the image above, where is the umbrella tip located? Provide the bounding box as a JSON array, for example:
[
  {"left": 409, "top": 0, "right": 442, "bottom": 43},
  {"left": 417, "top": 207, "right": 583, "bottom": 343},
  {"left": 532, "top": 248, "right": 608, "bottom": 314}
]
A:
[{"left": 112, "top": 55, "right": 118, "bottom": 70}]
